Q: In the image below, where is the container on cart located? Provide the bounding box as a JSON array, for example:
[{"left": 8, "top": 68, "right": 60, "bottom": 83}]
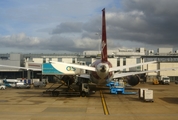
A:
[
  {"left": 139, "top": 88, "right": 148, "bottom": 99},
  {"left": 143, "top": 89, "right": 154, "bottom": 102}
]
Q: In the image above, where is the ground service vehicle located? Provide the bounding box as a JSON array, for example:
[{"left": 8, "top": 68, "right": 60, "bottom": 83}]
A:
[
  {"left": 175, "top": 80, "right": 178, "bottom": 84},
  {"left": 152, "top": 78, "right": 159, "bottom": 85},
  {"left": 3, "top": 79, "right": 19, "bottom": 87},
  {"left": 159, "top": 76, "right": 170, "bottom": 85},
  {"left": 15, "top": 82, "right": 31, "bottom": 89},
  {"left": 0, "top": 84, "right": 6, "bottom": 90},
  {"left": 33, "top": 81, "right": 46, "bottom": 88}
]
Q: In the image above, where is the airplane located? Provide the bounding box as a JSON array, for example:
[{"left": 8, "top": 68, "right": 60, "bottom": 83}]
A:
[{"left": 50, "top": 8, "right": 169, "bottom": 86}]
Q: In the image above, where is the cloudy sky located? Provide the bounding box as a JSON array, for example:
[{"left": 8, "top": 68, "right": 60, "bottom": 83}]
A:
[{"left": 0, "top": 0, "right": 178, "bottom": 54}]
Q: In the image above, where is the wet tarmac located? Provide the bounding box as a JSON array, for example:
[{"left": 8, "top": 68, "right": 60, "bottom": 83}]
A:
[{"left": 0, "top": 82, "right": 178, "bottom": 120}]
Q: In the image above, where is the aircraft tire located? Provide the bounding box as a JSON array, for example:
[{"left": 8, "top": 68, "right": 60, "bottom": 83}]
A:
[
  {"left": 52, "top": 91, "right": 59, "bottom": 97},
  {"left": 81, "top": 91, "right": 86, "bottom": 97}
]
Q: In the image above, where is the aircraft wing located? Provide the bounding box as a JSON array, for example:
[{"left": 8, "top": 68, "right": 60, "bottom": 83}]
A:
[
  {"left": 50, "top": 61, "right": 96, "bottom": 72},
  {"left": 113, "top": 67, "right": 178, "bottom": 79},
  {"left": 109, "top": 61, "right": 157, "bottom": 72},
  {"left": 0, "top": 65, "right": 42, "bottom": 71}
]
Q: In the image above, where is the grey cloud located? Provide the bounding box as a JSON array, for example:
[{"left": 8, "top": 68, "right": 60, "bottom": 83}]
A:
[
  {"left": 41, "top": 35, "right": 77, "bottom": 51},
  {"left": 83, "top": 17, "right": 101, "bottom": 33},
  {"left": 0, "top": 33, "right": 99, "bottom": 53},
  {"left": 0, "top": 33, "right": 41, "bottom": 49},
  {"left": 51, "top": 17, "right": 102, "bottom": 39},
  {"left": 50, "top": 0, "right": 178, "bottom": 50},
  {"left": 42, "top": 35, "right": 103, "bottom": 52},
  {"left": 52, "top": 22, "right": 83, "bottom": 34},
  {"left": 122, "top": 0, "right": 178, "bottom": 16},
  {"left": 104, "top": 0, "right": 178, "bottom": 47}
]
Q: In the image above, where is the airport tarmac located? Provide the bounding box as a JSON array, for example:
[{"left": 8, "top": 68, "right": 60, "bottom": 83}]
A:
[{"left": 0, "top": 83, "right": 178, "bottom": 120}]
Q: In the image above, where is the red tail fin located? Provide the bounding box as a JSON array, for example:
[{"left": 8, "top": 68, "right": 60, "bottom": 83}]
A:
[{"left": 101, "top": 8, "right": 108, "bottom": 62}]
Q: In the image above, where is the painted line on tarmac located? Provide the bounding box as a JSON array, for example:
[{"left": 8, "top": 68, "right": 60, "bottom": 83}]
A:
[{"left": 100, "top": 90, "right": 109, "bottom": 115}]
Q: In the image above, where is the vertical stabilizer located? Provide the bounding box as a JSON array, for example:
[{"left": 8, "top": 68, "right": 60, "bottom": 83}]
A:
[{"left": 101, "top": 8, "right": 108, "bottom": 62}]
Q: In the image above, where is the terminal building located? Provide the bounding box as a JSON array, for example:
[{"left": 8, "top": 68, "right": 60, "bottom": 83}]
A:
[{"left": 0, "top": 47, "right": 178, "bottom": 82}]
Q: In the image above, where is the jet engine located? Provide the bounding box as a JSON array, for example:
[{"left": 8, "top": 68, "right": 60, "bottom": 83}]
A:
[{"left": 126, "top": 75, "right": 140, "bottom": 86}]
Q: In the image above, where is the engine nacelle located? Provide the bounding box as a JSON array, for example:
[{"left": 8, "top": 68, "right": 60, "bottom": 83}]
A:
[{"left": 126, "top": 75, "right": 140, "bottom": 86}]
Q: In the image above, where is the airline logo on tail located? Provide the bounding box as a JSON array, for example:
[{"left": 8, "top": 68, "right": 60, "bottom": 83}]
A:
[{"left": 101, "top": 40, "right": 106, "bottom": 61}]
